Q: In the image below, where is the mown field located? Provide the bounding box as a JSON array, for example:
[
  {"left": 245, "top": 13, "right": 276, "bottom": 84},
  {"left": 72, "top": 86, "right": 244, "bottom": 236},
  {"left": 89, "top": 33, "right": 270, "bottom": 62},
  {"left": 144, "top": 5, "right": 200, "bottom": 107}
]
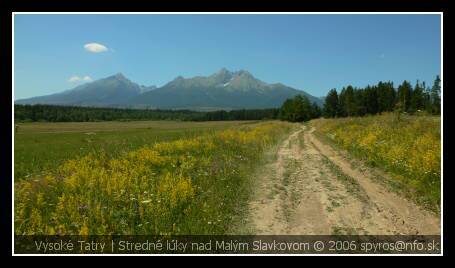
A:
[
  {"left": 14, "top": 120, "right": 295, "bottom": 235},
  {"left": 311, "top": 113, "right": 441, "bottom": 212}
]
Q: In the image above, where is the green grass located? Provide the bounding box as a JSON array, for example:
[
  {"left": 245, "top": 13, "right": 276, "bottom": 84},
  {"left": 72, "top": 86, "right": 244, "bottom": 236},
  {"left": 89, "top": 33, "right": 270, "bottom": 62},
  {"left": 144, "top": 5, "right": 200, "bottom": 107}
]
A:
[
  {"left": 14, "top": 121, "right": 294, "bottom": 235},
  {"left": 14, "top": 120, "right": 258, "bottom": 181},
  {"left": 311, "top": 113, "right": 441, "bottom": 213},
  {"left": 321, "top": 155, "right": 370, "bottom": 204}
]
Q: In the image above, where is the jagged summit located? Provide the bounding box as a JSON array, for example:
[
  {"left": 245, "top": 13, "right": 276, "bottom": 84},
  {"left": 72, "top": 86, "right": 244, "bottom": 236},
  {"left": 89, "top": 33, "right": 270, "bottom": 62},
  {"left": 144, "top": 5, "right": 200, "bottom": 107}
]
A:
[
  {"left": 217, "top": 67, "right": 231, "bottom": 74},
  {"left": 16, "top": 69, "right": 323, "bottom": 110},
  {"left": 113, "top": 72, "right": 126, "bottom": 79}
]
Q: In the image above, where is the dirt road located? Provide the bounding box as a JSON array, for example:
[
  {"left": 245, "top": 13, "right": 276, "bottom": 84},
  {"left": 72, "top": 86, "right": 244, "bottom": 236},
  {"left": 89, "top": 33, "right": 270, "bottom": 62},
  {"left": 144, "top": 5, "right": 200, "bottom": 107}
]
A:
[{"left": 247, "top": 125, "right": 440, "bottom": 235}]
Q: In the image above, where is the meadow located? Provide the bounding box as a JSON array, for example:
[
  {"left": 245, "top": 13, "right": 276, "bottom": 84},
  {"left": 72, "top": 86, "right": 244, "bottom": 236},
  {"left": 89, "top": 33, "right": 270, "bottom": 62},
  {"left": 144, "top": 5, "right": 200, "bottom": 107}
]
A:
[
  {"left": 311, "top": 113, "right": 441, "bottom": 212},
  {"left": 14, "top": 114, "right": 441, "bottom": 236},
  {"left": 14, "top": 120, "right": 257, "bottom": 181},
  {"left": 14, "top": 120, "right": 294, "bottom": 235}
]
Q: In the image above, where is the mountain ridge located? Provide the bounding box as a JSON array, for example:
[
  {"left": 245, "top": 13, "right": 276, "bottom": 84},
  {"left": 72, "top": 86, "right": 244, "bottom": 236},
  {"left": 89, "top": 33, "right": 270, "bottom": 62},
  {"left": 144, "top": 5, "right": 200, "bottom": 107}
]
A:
[{"left": 16, "top": 69, "right": 323, "bottom": 110}]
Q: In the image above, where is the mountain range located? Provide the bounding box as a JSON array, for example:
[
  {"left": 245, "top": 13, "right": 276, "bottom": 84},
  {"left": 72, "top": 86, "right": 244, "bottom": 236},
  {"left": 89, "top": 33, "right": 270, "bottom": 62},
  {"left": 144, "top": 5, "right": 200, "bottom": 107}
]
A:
[{"left": 15, "top": 69, "right": 323, "bottom": 110}]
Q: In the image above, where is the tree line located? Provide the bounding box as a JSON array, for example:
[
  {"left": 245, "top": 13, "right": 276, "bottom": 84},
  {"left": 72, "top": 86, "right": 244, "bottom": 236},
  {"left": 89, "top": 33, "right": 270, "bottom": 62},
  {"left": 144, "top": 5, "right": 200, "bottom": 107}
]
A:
[
  {"left": 276, "top": 76, "right": 441, "bottom": 123},
  {"left": 14, "top": 76, "right": 441, "bottom": 123},
  {"left": 14, "top": 104, "right": 280, "bottom": 122},
  {"left": 278, "top": 95, "right": 322, "bottom": 122},
  {"left": 323, "top": 76, "right": 441, "bottom": 118}
]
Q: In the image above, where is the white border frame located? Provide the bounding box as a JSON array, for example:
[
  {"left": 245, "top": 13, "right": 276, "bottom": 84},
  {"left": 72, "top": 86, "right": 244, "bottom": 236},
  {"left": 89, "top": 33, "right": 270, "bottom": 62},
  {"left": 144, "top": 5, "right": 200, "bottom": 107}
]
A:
[{"left": 12, "top": 12, "right": 444, "bottom": 256}]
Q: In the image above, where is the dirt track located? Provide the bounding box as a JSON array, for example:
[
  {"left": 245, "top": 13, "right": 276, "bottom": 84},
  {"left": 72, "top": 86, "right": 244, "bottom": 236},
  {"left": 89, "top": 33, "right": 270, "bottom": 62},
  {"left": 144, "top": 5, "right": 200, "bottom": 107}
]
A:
[{"left": 247, "top": 125, "right": 440, "bottom": 235}]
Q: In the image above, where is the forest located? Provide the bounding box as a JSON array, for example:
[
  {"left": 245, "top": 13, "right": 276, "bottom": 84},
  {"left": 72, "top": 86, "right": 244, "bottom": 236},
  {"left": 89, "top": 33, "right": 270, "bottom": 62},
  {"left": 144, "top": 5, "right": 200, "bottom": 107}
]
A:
[
  {"left": 14, "top": 104, "right": 280, "bottom": 122},
  {"left": 322, "top": 76, "right": 441, "bottom": 118}
]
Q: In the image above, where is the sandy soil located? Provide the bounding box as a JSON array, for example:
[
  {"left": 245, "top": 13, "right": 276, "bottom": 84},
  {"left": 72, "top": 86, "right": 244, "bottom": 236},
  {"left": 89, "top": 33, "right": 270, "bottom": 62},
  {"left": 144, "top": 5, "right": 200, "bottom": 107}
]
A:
[{"left": 247, "top": 125, "right": 440, "bottom": 235}]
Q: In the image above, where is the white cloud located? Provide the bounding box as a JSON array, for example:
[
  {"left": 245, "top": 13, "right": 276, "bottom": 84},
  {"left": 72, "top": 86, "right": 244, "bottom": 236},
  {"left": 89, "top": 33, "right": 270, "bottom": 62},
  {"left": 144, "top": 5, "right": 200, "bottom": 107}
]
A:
[
  {"left": 68, "top": 76, "right": 81, "bottom": 83},
  {"left": 68, "top": 75, "right": 93, "bottom": 83},
  {"left": 84, "top": 42, "right": 109, "bottom": 53}
]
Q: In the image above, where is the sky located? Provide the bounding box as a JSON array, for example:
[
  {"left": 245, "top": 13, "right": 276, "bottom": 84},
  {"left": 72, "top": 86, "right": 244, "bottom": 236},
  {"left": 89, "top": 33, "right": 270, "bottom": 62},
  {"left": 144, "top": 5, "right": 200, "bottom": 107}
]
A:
[{"left": 14, "top": 14, "right": 441, "bottom": 99}]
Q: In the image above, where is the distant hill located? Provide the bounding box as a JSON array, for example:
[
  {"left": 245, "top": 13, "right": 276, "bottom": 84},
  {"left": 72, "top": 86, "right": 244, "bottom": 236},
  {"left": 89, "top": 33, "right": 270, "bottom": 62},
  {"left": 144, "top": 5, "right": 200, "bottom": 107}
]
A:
[
  {"left": 16, "top": 69, "right": 323, "bottom": 110},
  {"left": 15, "top": 73, "right": 151, "bottom": 107}
]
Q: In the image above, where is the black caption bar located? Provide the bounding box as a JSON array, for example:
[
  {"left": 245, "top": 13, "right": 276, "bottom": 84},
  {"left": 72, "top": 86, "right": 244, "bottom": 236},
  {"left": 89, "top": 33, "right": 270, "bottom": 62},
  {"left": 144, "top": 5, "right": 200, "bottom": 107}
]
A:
[{"left": 14, "top": 235, "right": 441, "bottom": 254}]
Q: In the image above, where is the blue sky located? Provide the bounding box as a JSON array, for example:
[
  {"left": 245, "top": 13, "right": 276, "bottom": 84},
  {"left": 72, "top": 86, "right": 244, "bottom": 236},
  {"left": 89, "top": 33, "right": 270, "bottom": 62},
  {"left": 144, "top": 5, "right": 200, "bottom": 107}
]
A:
[{"left": 14, "top": 14, "right": 441, "bottom": 99}]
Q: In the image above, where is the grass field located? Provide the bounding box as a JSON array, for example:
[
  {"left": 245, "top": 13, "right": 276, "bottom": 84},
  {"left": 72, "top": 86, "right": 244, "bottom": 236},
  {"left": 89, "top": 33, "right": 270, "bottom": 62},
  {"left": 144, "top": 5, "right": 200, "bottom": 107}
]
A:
[
  {"left": 14, "top": 120, "right": 258, "bottom": 181},
  {"left": 14, "top": 115, "right": 441, "bottom": 236},
  {"left": 311, "top": 113, "right": 441, "bottom": 212},
  {"left": 14, "top": 120, "right": 295, "bottom": 235}
]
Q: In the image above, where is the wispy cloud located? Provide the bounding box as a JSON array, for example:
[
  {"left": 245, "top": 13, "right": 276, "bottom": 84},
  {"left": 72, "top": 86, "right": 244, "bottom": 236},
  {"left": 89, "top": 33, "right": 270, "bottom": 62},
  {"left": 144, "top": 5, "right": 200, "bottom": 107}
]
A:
[
  {"left": 68, "top": 75, "right": 93, "bottom": 83},
  {"left": 84, "top": 42, "right": 109, "bottom": 53}
]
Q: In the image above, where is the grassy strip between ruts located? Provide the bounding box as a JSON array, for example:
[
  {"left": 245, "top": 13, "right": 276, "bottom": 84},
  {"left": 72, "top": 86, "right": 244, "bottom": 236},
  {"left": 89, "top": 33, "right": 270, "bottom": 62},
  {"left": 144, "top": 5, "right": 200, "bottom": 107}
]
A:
[{"left": 310, "top": 113, "right": 440, "bottom": 213}]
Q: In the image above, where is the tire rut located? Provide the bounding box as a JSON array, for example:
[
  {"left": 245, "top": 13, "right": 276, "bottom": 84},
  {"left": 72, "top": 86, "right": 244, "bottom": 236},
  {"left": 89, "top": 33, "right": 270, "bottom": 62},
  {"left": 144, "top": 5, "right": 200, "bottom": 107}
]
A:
[{"left": 247, "top": 125, "right": 440, "bottom": 235}]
